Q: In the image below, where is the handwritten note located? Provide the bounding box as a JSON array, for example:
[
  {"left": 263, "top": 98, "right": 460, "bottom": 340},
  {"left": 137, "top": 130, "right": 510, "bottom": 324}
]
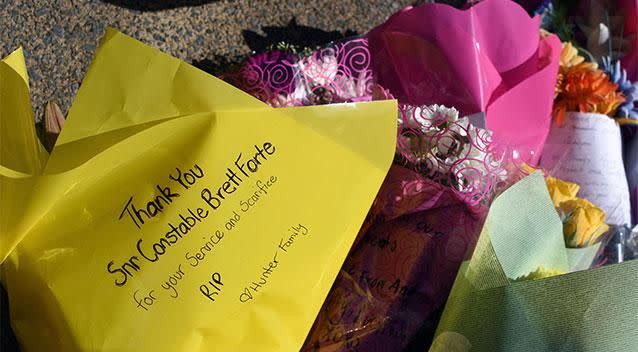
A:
[
  {"left": 540, "top": 112, "right": 631, "bottom": 226},
  {"left": 0, "top": 29, "right": 398, "bottom": 352}
]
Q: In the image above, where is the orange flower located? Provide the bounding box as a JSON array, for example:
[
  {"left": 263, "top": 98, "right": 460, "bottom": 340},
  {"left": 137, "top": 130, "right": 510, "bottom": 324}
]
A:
[
  {"left": 554, "top": 42, "right": 598, "bottom": 100},
  {"left": 554, "top": 63, "right": 626, "bottom": 125}
]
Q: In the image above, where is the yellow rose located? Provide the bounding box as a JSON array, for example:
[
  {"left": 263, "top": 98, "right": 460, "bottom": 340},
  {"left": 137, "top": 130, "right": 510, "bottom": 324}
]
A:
[
  {"left": 545, "top": 176, "right": 608, "bottom": 248},
  {"left": 546, "top": 176, "right": 580, "bottom": 208},
  {"left": 559, "top": 198, "right": 609, "bottom": 248}
]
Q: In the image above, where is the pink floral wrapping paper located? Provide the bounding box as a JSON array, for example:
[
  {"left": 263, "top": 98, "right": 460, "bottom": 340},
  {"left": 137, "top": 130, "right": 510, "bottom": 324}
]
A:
[
  {"left": 223, "top": 38, "right": 374, "bottom": 107},
  {"left": 225, "top": 0, "right": 561, "bottom": 166}
]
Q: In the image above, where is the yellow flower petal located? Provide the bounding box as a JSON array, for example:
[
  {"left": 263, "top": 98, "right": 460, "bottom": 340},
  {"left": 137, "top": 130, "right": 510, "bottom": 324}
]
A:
[
  {"left": 546, "top": 176, "right": 580, "bottom": 207},
  {"left": 514, "top": 266, "right": 563, "bottom": 281},
  {"left": 559, "top": 198, "right": 607, "bottom": 247},
  {"left": 587, "top": 223, "right": 609, "bottom": 247},
  {"left": 561, "top": 42, "right": 581, "bottom": 68}
]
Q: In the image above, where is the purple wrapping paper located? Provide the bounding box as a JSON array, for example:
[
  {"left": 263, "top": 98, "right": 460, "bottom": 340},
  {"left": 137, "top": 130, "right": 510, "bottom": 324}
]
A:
[{"left": 224, "top": 38, "right": 374, "bottom": 107}]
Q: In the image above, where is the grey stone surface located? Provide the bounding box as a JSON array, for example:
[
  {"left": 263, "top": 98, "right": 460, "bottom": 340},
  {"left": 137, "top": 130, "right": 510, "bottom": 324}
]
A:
[{"left": 0, "top": 0, "right": 420, "bottom": 121}]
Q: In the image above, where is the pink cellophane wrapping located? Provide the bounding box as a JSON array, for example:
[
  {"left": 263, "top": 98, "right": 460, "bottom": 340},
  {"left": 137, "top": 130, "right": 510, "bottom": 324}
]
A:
[
  {"left": 394, "top": 103, "right": 503, "bottom": 207},
  {"left": 367, "top": 0, "right": 561, "bottom": 165},
  {"left": 300, "top": 100, "right": 514, "bottom": 351},
  {"left": 301, "top": 165, "right": 487, "bottom": 352}
]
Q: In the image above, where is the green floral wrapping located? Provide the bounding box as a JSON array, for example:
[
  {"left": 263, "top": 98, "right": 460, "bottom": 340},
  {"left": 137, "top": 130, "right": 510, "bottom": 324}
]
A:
[{"left": 430, "top": 173, "right": 638, "bottom": 352}]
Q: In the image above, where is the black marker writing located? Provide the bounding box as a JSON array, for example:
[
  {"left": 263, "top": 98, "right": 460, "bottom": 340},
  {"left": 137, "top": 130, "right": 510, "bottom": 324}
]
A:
[{"left": 119, "top": 185, "right": 181, "bottom": 229}]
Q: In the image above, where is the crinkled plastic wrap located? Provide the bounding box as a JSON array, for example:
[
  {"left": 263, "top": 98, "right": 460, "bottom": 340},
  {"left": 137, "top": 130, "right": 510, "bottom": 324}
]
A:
[
  {"left": 0, "top": 30, "right": 398, "bottom": 352},
  {"left": 227, "top": 0, "right": 561, "bottom": 166},
  {"left": 302, "top": 167, "right": 485, "bottom": 350}
]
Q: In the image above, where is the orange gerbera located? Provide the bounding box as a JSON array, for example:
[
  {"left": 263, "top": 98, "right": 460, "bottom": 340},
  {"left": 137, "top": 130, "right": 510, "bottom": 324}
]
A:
[{"left": 554, "top": 63, "right": 626, "bottom": 125}]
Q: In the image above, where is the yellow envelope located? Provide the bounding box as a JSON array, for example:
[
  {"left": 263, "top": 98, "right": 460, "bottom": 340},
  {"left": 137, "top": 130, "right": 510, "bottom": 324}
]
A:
[{"left": 0, "top": 30, "right": 397, "bottom": 352}]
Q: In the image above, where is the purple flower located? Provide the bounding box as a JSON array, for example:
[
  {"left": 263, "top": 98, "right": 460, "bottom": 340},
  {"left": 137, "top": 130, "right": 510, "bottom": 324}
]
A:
[{"left": 603, "top": 56, "right": 638, "bottom": 119}]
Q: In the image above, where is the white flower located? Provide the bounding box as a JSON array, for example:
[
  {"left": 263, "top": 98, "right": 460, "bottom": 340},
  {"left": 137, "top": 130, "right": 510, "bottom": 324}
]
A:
[
  {"left": 269, "top": 83, "right": 307, "bottom": 107},
  {"left": 397, "top": 103, "right": 509, "bottom": 202},
  {"left": 298, "top": 55, "right": 338, "bottom": 87},
  {"left": 398, "top": 104, "right": 459, "bottom": 131}
]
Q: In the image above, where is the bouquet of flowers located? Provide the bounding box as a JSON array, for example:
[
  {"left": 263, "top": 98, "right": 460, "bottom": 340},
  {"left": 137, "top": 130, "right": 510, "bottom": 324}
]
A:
[
  {"left": 225, "top": 0, "right": 638, "bottom": 350},
  {"left": 227, "top": 0, "right": 565, "bottom": 350},
  {"left": 430, "top": 172, "right": 638, "bottom": 352},
  {"left": 533, "top": 0, "right": 638, "bottom": 263},
  {"left": 1, "top": 0, "right": 638, "bottom": 351}
]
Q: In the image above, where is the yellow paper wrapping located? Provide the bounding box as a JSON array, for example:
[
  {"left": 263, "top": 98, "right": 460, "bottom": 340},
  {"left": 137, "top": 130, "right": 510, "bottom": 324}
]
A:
[
  {"left": 0, "top": 48, "right": 49, "bottom": 263},
  {"left": 0, "top": 30, "right": 397, "bottom": 352}
]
